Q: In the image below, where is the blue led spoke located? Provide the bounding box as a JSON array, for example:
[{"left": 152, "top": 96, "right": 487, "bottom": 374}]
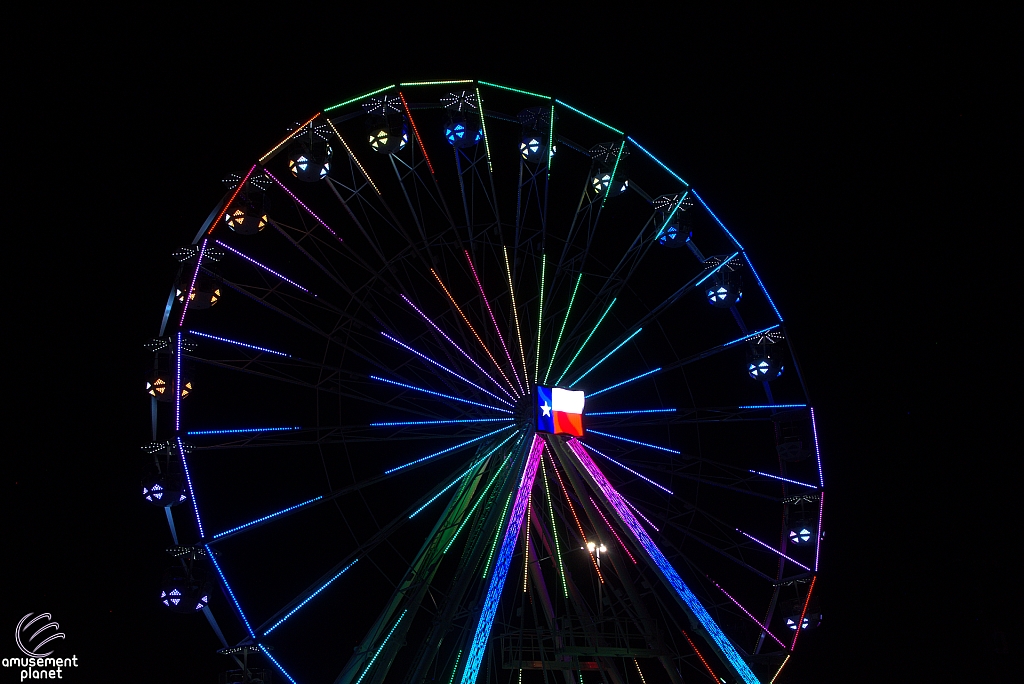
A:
[
  {"left": 749, "top": 470, "right": 818, "bottom": 489},
  {"left": 370, "top": 375, "right": 514, "bottom": 414},
  {"left": 577, "top": 440, "right": 673, "bottom": 494},
  {"left": 741, "top": 252, "right": 783, "bottom": 322},
  {"left": 723, "top": 324, "right": 781, "bottom": 348},
  {"left": 259, "top": 644, "right": 299, "bottom": 684},
  {"left": 588, "top": 429, "right": 681, "bottom": 455},
  {"left": 206, "top": 544, "right": 255, "bottom": 639},
  {"left": 188, "top": 426, "right": 300, "bottom": 436},
  {"left": 554, "top": 99, "right": 624, "bottom": 134},
  {"left": 176, "top": 437, "right": 204, "bottom": 537},
  {"left": 212, "top": 496, "right": 323, "bottom": 539},
  {"left": 694, "top": 252, "right": 740, "bottom": 288},
  {"left": 737, "top": 404, "right": 806, "bottom": 409},
  {"left": 626, "top": 136, "right": 689, "bottom": 187},
  {"left": 586, "top": 408, "right": 677, "bottom": 416},
  {"left": 355, "top": 610, "right": 408, "bottom": 684},
  {"left": 263, "top": 560, "right": 358, "bottom": 635},
  {"left": 215, "top": 240, "right": 312, "bottom": 293},
  {"left": 588, "top": 368, "right": 662, "bottom": 398},
  {"left": 690, "top": 189, "right": 744, "bottom": 250},
  {"left": 384, "top": 426, "right": 516, "bottom": 475},
  {"left": 569, "top": 328, "right": 643, "bottom": 388},
  {"left": 188, "top": 330, "right": 291, "bottom": 357},
  {"left": 372, "top": 418, "right": 514, "bottom": 428},
  {"left": 409, "top": 433, "right": 518, "bottom": 518},
  {"left": 381, "top": 332, "right": 514, "bottom": 407}
]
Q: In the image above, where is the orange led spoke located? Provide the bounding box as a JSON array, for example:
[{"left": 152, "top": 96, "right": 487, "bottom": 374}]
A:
[{"left": 259, "top": 113, "right": 320, "bottom": 164}]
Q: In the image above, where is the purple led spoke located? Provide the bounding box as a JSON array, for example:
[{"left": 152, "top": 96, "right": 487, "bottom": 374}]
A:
[
  {"left": 372, "top": 418, "right": 513, "bottom": 427},
  {"left": 460, "top": 434, "right": 543, "bottom": 684},
  {"left": 370, "top": 375, "right": 513, "bottom": 414},
  {"left": 263, "top": 169, "right": 340, "bottom": 242},
  {"left": 205, "top": 543, "right": 255, "bottom": 639},
  {"left": 815, "top": 492, "right": 824, "bottom": 572},
  {"left": 588, "top": 429, "right": 680, "bottom": 455},
  {"left": 588, "top": 368, "right": 661, "bottom": 398},
  {"left": 175, "top": 332, "right": 182, "bottom": 432},
  {"left": 749, "top": 470, "right": 818, "bottom": 489},
  {"left": 737, "top": 530, "right": 810, "bottom": 571},
  {"left": 578, "top": 440, "right": 673, "bottom": 494},
  {"left": 176, "top": 437, "right": 203, "bottom": 538},
  {"left": 188, "top": 330, "right": 291, "bottom": 357},
  {"left": 179, "top": 238, "right": 208, "bottom": 326},
  {"left": 258, "top": 644, "right": 299, "bottom": 684},
  {"left": 465, "top": 250, "right": 525, "bottom": 394},
  {"left": 215, "top": 240, "right": 311, "bottom": 293},
  {"left": 566, "top": 440, "right": 758, "bottom": 684},
  {"left": 622, "top": 496, "right": 660, "bottom": 531},
  {"left": 188, "top": 426, "right": 300, "bottom": 435},
  {"left": 709, "top": 577, "right": 787, "bottom": 649},
  {"left": 401, "top": 295, "right": 516, "bottom": 401},
  {"left": 690, "top": 188, "right": 744, "bottom": 250},
  {"left": 586, "top": 408, "right": 676, "bottom": 416},
  {"left": 742, "top": 252, "right": 783, "bottom": 322},
  {"left": 381, "top": 332, "right": 514, "bottom": 407},
  {"left": 384, "top": 425, "right": 516, "bottom": 474},
  {"left": 811, "top": 407, "right": 824, "bottom": 488}
]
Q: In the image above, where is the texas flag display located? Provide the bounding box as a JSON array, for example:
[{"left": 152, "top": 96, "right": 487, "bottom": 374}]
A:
[{"left": 536, "top": 386, "right": 585, "bottom": 437}]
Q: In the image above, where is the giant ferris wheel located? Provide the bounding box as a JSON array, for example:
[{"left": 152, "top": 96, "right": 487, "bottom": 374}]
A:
[{"left": 142, "top": 80, "right": 825, "bottom": 684}]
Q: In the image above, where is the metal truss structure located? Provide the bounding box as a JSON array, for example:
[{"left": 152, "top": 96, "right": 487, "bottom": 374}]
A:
[{"left": 144, "top": 80, "right": 825, "bottom": 684}]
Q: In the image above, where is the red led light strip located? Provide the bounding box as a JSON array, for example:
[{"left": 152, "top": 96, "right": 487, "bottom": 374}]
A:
[
  {"left": 589, "top": 496, "right": 636, "bottom": 564},
  {"left": 681, "top": 629, "right": 719, "bottom": 683},
  {"left": 431, "top": 269, "right": 519, "bottom": 397},
  {"left": 178, "top": 239, "right": 208, "bottom": 327},
  {"left": 546, "top": 448, "right": 603, "bottom": 583},
  {"left": 208, "top": 164, "right": 258, "bottom": 236},
  {"left": 398, "top": 91, "right": 434, "bottom": 175},
  {"left": 789, "top": 574, "right": 817, "bottom": 651}
]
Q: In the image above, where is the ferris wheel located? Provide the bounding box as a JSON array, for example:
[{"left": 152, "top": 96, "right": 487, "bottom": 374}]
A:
[{"left": 142, "top": 80, "right": 825, "bottom": 684}]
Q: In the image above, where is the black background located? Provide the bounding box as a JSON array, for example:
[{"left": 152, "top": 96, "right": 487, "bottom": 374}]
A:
[{"left": 5, "top": 7, "right": 1016, "bottom": 683}]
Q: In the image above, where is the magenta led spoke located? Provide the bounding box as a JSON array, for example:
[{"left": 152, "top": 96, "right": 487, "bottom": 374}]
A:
[
  {"left": 384, "top": 425, "right": 516, "bottom": 474},
  {"left": 215, "top": 240, "right": 311, "bottom": 293},
  {"left": 738, "top": 404, "right": 806, "bottom": 409},
  {"left": 179, "top": 238, "right": 208, "bottom": 326},
  {"left": 465, "top": 250, "right": 525, "bottom": 394},
  {"left": 381, "top": 332, "right": 514, "bottom": 407},
  {"left": 737, "top": 530, "right": 810, "bottom": 571},
  {"left": 370, "top": 375, "right": 513, "bottom": 414},
  {"left": 588, "top": 429, "right": 680, "bottom": 455},
  {"left": 749, "top": 470, "right": 818, "bottom": 489},
  {"left": 401, "top": 295, "right": 516, "bottom": 401},
  {"left": 588, "top": 368, "right": 661, "bottom": 398},
  {"left": 709, "top": 578, "right": 787, "bottom": 649},
  {"left": 815, "top": 492, "right": 824, "bottom": 571},
  {"left": 264, "top": 169, "right": 341, "bottom": 241},
  {"left": 811, "top": 407, "right": 824, "bottom": 487},
  {"left": 188, "top": 330, "right": 291, "bottom": 357},
  {"left": 589, "top": 496, "right": 637, "bottom": 564},
  {"left": 577, "top": 441, "right": 674, "bottom": 494}
]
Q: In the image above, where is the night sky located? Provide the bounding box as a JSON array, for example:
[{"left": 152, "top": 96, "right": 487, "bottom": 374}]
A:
[{"left": 6, "top": 8, "right": 1015, "bottom": 683}]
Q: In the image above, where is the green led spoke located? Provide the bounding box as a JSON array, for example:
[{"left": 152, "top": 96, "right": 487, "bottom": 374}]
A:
[
  {"left": 541, "top": 452, "right": 568, "bottom": 597},
  {"left": 555, "top": 298, "right": 616, "bottom": 385},
  {"left": 444, "top": 455, "right": 510, "bottom": 554},
  {"left": 554, "top": 99, "right": 623, "bottom": 134},
  {"left": 602, "top": 142, "right": 625, "bottom": 207},
  {"left": 547, "top": 103, "right": 555, "bottom": 176},
  {"left": 447, "top": 650, "right": 463, "bottom": 684},
  {"left": 479, "top": 81, "right": 551, "bottom": 100},
  {"left": 544, "top": 273, "right": 582, "bottom": 385},
  {"left": 535, "top": 254, "right": 545, "bottom": 385},
  {"left": 324, "top": 85, "right": 395, "bottom": 112},
  {"left": 483, "top": 492, "right": 513, "bottom": 578}
]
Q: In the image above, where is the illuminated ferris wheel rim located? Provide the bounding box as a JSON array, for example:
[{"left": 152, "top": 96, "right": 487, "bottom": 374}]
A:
[{"left": 148, "top": 78, "right": 824, "bottom": 684}]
